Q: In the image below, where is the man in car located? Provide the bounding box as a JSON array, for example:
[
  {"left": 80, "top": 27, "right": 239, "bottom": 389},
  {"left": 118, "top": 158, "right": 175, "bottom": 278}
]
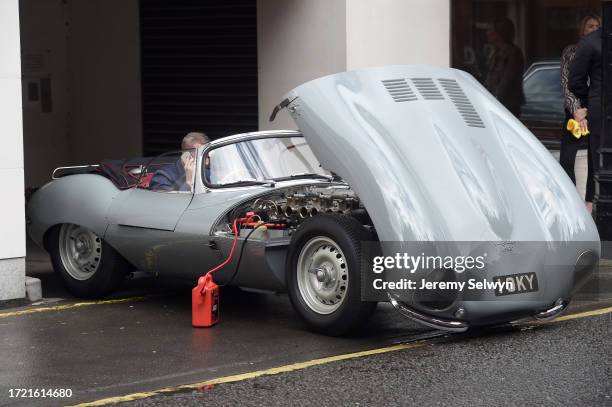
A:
[{"left": 150, "top": 132, "right": 210, "bottom": 192}]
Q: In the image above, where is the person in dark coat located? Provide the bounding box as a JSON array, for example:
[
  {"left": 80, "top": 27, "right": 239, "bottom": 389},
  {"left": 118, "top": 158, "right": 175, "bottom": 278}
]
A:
[
  {"left": 569, "top": 27, "right": 603, "bottom": 212},
  {"left": 560, "top": 14, "right": 600, "bottom": 212},
  {"left": 150, "top": 132, "right": 210, "bottom": 192},
  {"left": 485, "top": 18, "right": 525, "bottom": 117}
]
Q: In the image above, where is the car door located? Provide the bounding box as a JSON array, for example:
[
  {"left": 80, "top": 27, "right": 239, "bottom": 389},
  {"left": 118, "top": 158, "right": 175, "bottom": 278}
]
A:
[
  {"left": 113, "top": 188, "right": 193, "bottom": 231},
  {"left": 111, "top": 151, "right": 196, "bottom": 230},
  {"left": 104, "top": 151, "right": 199, "bottom": 271}
]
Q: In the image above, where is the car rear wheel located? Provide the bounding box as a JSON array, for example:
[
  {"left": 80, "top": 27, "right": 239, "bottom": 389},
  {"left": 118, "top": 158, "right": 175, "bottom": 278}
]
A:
[
  {"left": 48, "top": 224, "right": 131, "bottom": 298},
  {"left": 286, "top": 214, "right": 377, "bottom": 336}
]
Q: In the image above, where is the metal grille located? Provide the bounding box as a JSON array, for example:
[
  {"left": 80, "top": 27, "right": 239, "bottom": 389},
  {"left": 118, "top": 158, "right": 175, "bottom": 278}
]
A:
[
  {"left": 411, "top": 78, "right": 444, "bottom": 100},
  {"left": 382, "top": 79, "right": 417, "bottom": 102},
  {"left": 438, "top": 78, "right": 485, "bottom": 128},
  {"left": 140, "top": 0, "right": 258, "bottom": 156}
]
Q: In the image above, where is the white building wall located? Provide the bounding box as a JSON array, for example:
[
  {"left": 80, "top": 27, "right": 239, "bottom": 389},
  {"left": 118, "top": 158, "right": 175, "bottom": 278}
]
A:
[
  {"left": 257, "top": 0, "right": 451, "bottom": 129},
  {"left": 0, "top": 0, "right": 26, "bottom": 300},
  {"left": 257, "top": 0, "right": 347, "bottom": 130},
  {"left": 346, "top": 0, "right": 450, "bottom": 69}
]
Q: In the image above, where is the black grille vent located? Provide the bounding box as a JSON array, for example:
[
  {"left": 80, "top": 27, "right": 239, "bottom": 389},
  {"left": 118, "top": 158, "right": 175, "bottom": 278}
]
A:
[
  {"left": 140, "top": 0, "right": 258, "bottom": 156},
  {"left": 411, "top": 78, "right": 444, "bottom": 100},
  {"left": 438, "top": 79, "right": 485, "bottom": 128},
  {"left": 382, "top": 79, "right": 417, "bottom": 102}
]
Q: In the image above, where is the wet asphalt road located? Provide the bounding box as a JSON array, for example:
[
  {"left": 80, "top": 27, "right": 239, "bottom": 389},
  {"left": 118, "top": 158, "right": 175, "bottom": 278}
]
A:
[
  {"left": 0, "top": 242, "right": 435, "bottom": 406},
  {"left": 0, "top": 242, "right": 611, "bottom": 406},
  {"left": 119, "top": 312, "right": 612, "bottom": 407}
]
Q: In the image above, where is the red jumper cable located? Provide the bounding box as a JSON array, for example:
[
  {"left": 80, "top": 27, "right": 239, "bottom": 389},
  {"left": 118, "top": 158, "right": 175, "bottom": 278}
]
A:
[{"left": 192, "top": 213, "right": 287, "bottom": 327}]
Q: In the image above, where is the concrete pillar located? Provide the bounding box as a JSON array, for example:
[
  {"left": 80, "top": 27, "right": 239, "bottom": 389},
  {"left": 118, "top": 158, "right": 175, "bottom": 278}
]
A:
[
  {"left": 257, "top": 0, "right": 347, "bottom": 130},
  {"left": 0, "top": 0, "right": 26, "bottom": 301},
  {"left": 346, "top": 0, "right": 450, "bottom": 69},
  {"left": 257, "top": 0, "right": 451, "bottom": 129}
]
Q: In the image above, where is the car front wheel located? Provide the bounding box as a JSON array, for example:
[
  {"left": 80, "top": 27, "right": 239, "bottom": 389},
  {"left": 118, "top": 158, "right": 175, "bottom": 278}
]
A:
[
  {"left": 48, "top": 224, "right": 131, "bottom": 298},
  {"left": 286, "top": 214, "right": 377, "bottom": 336}
]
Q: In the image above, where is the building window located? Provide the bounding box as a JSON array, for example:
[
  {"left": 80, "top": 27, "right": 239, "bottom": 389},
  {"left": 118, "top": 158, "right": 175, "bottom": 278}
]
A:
[{"left": 451, "top": 0, "right": 601, "bottom": 149}]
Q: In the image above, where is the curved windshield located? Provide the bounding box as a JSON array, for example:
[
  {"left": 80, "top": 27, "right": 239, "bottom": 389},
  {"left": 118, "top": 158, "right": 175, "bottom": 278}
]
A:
[{"left": 204, "top": 136, "right": 330, "bottom": 187}]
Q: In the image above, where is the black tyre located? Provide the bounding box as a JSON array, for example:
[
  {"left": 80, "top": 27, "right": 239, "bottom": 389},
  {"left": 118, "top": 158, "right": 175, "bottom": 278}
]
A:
[
  {"left": 48, "top": 224, "right": 131, "bottom": 298},
  {"left": 286, "top": 214, "right": 377, "bottom": 336}
]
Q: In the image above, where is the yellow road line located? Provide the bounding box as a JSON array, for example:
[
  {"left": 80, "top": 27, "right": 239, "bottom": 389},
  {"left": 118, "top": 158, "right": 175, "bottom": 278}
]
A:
[
  {"left": 68, "top": 341, "right": 428, "bottom": 406},
  {"left": 599, "top": 259, "right": 612, "bottom": 267},
  {"left": 69, "top": 304, "right": 612, "bottom": 407},
  {"left": 544, "top": 305, "right": 612, "bottom": 323},
  {"left": 0, "top": 296, "right": 149, "bottom": 319}
]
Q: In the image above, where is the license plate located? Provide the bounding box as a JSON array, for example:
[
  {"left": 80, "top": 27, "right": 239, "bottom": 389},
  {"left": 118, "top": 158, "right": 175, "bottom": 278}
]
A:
[{"left": 493, "top": 272, "right": 538, "bottom": 296}]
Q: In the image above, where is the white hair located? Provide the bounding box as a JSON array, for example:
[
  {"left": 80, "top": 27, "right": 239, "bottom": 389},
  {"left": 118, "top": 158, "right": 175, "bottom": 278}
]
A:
[{"left": 182, "top": 132, "right": 210, "bottom": 149}]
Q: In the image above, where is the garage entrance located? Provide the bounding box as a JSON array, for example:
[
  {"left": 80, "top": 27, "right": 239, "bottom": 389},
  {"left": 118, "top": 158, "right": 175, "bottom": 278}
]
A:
[
  {"left": 140, "top": 0, "right": 258, "bottom": 156},
  {"left": 19, "top": 0, "right": 258, "bottom": 188}
]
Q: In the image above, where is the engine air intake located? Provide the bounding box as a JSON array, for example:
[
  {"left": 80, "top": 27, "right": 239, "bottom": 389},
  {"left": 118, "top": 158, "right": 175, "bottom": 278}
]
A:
[
  {"left": 438, "top": 78, "right": 486, "bottom": 128},
  {"left": 411, "top": 78, "right": 444, "bottom": 100},
  {"left": 382, "top": 79, "right": 418, "bottom": 102}
]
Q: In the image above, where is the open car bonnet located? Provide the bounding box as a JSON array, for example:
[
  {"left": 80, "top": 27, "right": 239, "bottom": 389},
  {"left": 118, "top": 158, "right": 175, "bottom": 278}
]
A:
[{"left": 282, "top": 65, "right": 599, "bottom": 244}]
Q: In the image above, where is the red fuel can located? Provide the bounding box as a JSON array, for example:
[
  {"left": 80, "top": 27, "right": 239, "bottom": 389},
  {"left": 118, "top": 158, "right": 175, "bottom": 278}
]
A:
[{"left": 192, "top": 274, "right": 220, "bottom": 327}]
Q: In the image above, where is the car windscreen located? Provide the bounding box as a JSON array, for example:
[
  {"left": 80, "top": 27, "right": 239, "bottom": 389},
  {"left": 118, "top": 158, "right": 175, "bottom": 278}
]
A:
[{"left": 203, "top": 136, "right": 329, "bottom": 187}]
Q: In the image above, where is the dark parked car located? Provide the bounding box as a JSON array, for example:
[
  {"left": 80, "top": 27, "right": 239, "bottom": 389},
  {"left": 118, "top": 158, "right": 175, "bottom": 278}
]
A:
[{"left": 519, "top": 61, "right": 564, "bottom": 149}]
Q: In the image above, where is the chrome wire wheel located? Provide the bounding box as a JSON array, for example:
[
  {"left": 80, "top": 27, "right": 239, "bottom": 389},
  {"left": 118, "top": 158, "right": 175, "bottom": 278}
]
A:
[
  {"left": 296, "top": 236, "right": 348, "bottom": 315},
  {"left": 58, "top": 224, "right": 102, "bottom": 281}
]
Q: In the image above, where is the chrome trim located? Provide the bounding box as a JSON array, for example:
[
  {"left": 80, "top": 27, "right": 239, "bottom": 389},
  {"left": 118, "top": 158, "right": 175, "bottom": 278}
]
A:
[
  {"left": 533, "top": 299, "right": 569, "bottom": 321},
  {"left": 576, "top": 250, "right": 599, "bottom": 266},
  {"left": 208, "top": 130, "right": 302, "bottom": 148},
  {"left": 387, "top": 293, "right": 469, "bottom": 332},
  {"left": 573, "top": 250, "right": 599, "bottom": 290},
  {"left": 52, "top": 165, "right": 100, "bottom": 179}
]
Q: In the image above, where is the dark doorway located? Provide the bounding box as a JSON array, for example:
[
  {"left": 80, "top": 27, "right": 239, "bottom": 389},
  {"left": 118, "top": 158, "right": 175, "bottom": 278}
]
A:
[{"left": 140, "top": 0, "right": 258, "bottom": 156}]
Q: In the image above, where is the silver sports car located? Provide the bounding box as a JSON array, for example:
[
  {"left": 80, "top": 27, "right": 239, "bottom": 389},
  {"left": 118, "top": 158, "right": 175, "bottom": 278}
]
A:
[{"left": 27, "top": 65, "right": 600, "bottom": 335}]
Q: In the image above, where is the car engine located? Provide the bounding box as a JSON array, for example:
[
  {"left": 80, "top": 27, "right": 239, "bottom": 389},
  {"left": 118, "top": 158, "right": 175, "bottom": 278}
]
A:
[{"left": 213, "top": 184, "right": 371, "bottom": 237}]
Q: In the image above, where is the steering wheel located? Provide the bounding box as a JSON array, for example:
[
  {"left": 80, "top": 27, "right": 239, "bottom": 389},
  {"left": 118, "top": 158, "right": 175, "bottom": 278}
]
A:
[{"left": 218, "top": 169, "right": 255, "bottom": 184}]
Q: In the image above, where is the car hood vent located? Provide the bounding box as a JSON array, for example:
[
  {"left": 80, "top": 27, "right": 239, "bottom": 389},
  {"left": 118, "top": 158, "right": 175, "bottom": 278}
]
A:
[
  {"left": 382, "top": 79, "right": 417, "bottom": 102},
  {"left": 411, "top": 78, "right": 444, "bottom": 100},
  {"left": 438, "top": 78, "right": 485, "bottom": 128}
]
